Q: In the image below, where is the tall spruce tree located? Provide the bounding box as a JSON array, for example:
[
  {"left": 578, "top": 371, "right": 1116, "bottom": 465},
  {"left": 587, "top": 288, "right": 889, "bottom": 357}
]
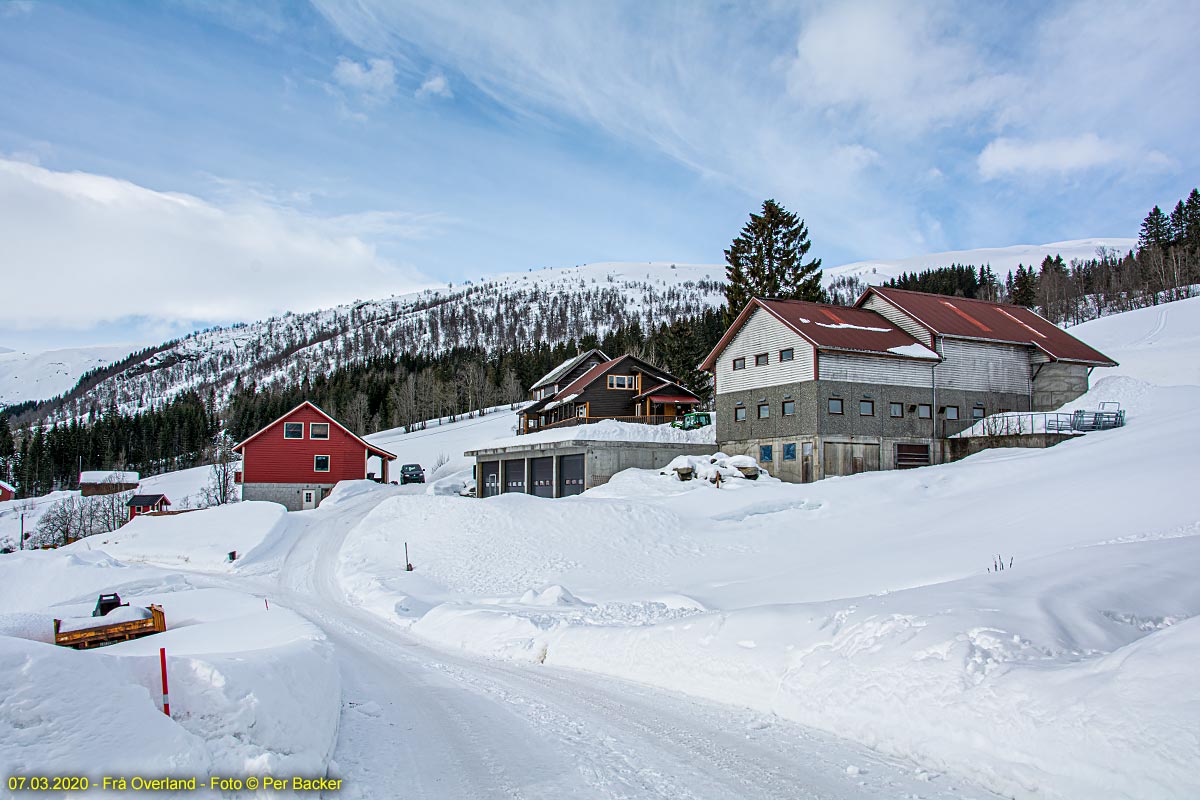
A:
[
  {"left": 1138, "top": 205, "right": 1171, "bottom": 251},
  {"left": 723, "top": 199, "right": 823, "bottom": 323}
]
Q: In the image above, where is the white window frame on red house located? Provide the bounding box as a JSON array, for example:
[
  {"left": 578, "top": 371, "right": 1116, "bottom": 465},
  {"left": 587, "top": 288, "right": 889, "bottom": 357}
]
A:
[
  {"left": 310, "top": 422, "right": 330, "bottom": 439},
  {"left": 284, "top": 422, "right": 304, "bottom": 439},
  {"left": 314, "top": 455, "right": 331, "bottom": 472}
]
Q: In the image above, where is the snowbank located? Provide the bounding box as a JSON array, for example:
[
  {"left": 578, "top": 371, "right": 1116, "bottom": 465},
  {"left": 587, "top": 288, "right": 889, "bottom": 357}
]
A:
[
  {"left": 63, "top": 501, "right": 288, "bottom": 571},
  {"left": 481, "top": 419, "right": 715, "bottom": 450}
]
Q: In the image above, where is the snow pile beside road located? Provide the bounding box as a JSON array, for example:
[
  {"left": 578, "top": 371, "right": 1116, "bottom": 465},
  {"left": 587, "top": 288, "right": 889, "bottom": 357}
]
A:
[
  {"left": 0, "top": 555, "right": 339, "bottom": 788},
  {"left": 64, "top": 501, "right": 288, "bottom": 571}
]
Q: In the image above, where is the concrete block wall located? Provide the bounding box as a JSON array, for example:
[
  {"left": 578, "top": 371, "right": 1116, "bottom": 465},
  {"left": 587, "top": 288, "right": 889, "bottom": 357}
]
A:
[{"left": 242, "top": 482, "right": 334, "bottom": 511}]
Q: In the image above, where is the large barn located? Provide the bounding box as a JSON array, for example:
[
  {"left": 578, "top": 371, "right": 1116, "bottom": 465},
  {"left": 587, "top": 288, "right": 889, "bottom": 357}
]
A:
[
  {"left": 233, "top": 401, "right": 397, "bottom": 511},
  {"left": 701, "top": 288, "right": 1117, "bottom": 483}
]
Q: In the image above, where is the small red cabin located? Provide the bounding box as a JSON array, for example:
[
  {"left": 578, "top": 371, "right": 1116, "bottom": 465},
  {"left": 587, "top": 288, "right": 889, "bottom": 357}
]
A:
[
  {"left": 232, "top": 401, "right": 396, "bottom": 511},
  {"left": 127, "top": 493, "right": 170, "bottom": 522},
  {"left": 0, "top": 479, "right": 14, "bottom": 502}
]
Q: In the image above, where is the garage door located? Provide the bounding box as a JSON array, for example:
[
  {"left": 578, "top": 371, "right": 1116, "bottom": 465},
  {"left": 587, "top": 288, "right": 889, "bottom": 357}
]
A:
[
  {"left": 823, "top": 442, "right": 881, "bottom": 477},
  {"left": 895, "top": 443, "right": 931, "bottom": 469},
  {"left": 530, "top": 457, "right": 554, "bottom": 497},
  {"left": 502, "top": 459, "right": 526, "bottom": 493},
  {"left": 558, "top": 454, "right": 584, "bottom": 497},
  {"left": 479, "top": 461, "right": 500, "bottom": 497}
]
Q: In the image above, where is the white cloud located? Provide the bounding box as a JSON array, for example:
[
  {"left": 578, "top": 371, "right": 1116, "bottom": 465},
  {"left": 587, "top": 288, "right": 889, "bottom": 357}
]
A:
[
  {"left": 0, "top": 159, "right": 435, "bottom": 333},
  {"left": 331, "top": 56, "right": 397, "bottom": 105},
  {"left": 0, "top": 1, "right": 34, "bottom": 18},
  {"left": 416, "top": 70, "right": 452, "bottom": 99},
  {"left": 977, "top": 134, "right": 1162, "bottom": 179}
]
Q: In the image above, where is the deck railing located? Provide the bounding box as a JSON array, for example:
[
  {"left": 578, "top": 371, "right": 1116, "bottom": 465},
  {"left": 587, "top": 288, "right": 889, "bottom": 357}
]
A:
[{"left": 949, "top": 407, "right": 1126, "bottom": 438}]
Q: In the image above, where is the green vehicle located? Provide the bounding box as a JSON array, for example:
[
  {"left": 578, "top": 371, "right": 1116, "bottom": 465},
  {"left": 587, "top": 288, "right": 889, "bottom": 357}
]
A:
[{"left": 671, "top": 411, "right": 713, "bottom": 431}]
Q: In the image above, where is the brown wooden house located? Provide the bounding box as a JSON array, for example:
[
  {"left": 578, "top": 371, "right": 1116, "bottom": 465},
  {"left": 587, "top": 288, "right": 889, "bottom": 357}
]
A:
[{"left": 519, "top": 352, "right": 701, "bottom": 434}]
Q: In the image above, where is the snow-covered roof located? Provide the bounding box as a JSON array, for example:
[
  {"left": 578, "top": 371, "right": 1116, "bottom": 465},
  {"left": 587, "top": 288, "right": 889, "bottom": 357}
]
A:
[
  {"left": 0, "top": 479, "right": 14, "bottom": 493},
  {"left": 79, "top": 470, "right": 139, "bottom": 484},
  {"left": 531, "top": 349, "right": 610, "bottom": 390}
]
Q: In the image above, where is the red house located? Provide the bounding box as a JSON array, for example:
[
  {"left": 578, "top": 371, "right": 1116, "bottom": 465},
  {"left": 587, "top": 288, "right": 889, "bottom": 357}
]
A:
[
  {"left": 0, "top": 479, "right": 14, "bottom": 502},
  {"left": 127, "top": 493, "right": 170, "bottom": 521},
  {"left": 232, "top": 401, "right": 397, "bottom": 511}
]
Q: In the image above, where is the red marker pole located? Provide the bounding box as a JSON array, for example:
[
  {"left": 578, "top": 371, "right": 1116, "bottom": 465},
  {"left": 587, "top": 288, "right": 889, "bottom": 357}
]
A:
[
  {"left": 159, "top": 647, "right": 171, "bottom": 717},
  {"left": 264, "top": 598, "right": 269, "bottom": 611}
]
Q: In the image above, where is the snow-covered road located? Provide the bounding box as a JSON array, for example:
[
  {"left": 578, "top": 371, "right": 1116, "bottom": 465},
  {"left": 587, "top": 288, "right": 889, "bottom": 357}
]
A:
[{"left": 212, "top": 488, "right": 999, "bottom": 800}]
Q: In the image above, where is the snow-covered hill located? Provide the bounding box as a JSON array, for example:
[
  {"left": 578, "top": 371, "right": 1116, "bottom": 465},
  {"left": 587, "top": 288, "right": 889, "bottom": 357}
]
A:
[
  {"left": 0, "top": 345, "right": 132, "bottom": 406},
  {"left": 8, "top": 239, "right": 1135, "bottom": 414}
]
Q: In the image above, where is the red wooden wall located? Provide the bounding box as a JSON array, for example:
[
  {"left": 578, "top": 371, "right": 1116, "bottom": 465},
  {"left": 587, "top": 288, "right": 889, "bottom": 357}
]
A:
[{"left": 241, "top": 406, "right": 369, "bottom": 484}]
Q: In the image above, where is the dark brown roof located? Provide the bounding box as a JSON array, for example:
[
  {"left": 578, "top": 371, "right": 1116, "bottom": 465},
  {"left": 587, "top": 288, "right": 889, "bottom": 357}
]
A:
[
  {"left": 127, "top": 493, "right": 169, "bottom": 507},
  {"left": 700, "top": 298, "right": 939, "bottom": 371},
  {"left": 861, "top": 287, "right": 1118, "bottom": 365},
  {"left": 531, "top": 348, "right": 610, "bottom": 390},
  {"left": 634, "top": 380, "right": 700, "bottom": 402}
]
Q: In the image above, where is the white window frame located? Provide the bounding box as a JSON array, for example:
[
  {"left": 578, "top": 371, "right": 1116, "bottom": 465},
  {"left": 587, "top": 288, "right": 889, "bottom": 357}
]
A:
[
  {"left": 314, "top": 455, "right": 331, "bottom": 473},
  {"left": 309, "top": 422, "right": 330, "bottom": 440},
  {"left": 283, "top": 422, "right": 304, "bottom": 439}
]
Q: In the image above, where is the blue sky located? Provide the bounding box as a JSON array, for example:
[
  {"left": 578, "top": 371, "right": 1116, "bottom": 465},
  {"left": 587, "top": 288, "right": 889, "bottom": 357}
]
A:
[{"left": 1, "top": 0, "right": 1197, "bottom": 351}]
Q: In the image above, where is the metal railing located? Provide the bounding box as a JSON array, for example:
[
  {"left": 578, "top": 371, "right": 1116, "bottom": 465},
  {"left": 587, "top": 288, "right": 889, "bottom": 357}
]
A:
[{"left": 949, "top": 405, "right": 1126, "bottom": 438}]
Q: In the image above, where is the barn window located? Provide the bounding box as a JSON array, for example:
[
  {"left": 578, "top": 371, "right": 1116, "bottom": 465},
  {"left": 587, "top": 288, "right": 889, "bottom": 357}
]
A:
[
  {"left": 782, "top": 400, "right": 795, "bottom": 416},
  {"left": 732, "top": 357, "right": 746, "bottom": 371},
  {"left": 755, "top": 353, "right": 769, "bottom": 366},
  {"left": 758, "top": 404, "right": 770, "bottom": 419},
  {"left": 859, "top": 400, "right": 874, "bottom": 416},
  {"left": 889, "top": 402, "right": 903, "bottom": 418},
  {"left": 735, "top": 407, "right": 747, "bottom": 421},
  {"left": 284, "top": 422, "right": 303, "bottom": 439},
  {"left": 759, "top": 445, "right": 773, "bottom": 462},
  {"left": 783, "top": 443, "right": 797, "bottom": 461},
  {"left": 828, "top": 398, "right": 843, "bottom": 414},
  {"left": 779, "top": 348, "right": 794, "bottom": 362},
  {"left": 944, "top": 406, "right": 959, "bottom": 420},
  {"left": 607, "top": 375, "right": 635, "bottom": 389},
  {"left": 310, "top": 422, "right": 330, "bottom": 439},
  {"left": 918, "top": 404, "right": 932, "bottom": 419},
  {"left": 314, "top": 455, "right": 330, "bottom": 472},
  {"left": 972, "top": 407, "right": 985, "bottom": 420}
]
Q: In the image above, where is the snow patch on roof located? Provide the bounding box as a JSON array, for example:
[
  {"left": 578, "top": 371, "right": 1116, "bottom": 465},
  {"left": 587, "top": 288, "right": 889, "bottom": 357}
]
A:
[
  {"left": 79, "top": 470, "right": 139, "bottom": 484},
  {"left": 887, "top": 343, "right": 940, "bottom": 359}
]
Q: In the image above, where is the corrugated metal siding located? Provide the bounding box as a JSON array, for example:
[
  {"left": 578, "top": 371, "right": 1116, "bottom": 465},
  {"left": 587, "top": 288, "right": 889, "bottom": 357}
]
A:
[
  {"left": 863, "top": 294, "right": 933, "bottom": 347},
  {"left": 241, "top": 406, "right": 367, "bottom": 484},
  {"left": 819, "top": 352, "right": 934, "bottom": 387},
  {"left": 937, "top": 338, "right": 1032, "bottom": 393},
  {"left": 715, "top": 308, "right": 815, "bottom": 394}
]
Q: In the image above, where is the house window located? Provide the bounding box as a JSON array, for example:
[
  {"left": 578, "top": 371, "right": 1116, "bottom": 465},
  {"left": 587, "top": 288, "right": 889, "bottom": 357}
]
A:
[
  {"left": 732, "top": 357, "right": 746, "bottom": 371},
  {"left": 607, "top": 375, "right": 636, "bottom": 389},
  {"left": 284, "top": 422, "right": 303, "bottom": 439},
  {"left": 828, "top": 398, "right": 844, "bottom": 414},
  {"left": 782, "top": 400, "right": 795, "bottom": 416},
  {"left": 779, "top": 348, "right": 794, "bottom": 362},
  {"left": 944, "top": 406, "right": 960, "bottom": 420},
  {"left": 783, "top": 443, "right": 797, "bottom": 461},
  {"left": 889, "top": 402, "right": 903, "bottom": 418},
  {"left": 972, "top": 407, "right": 985, "bottom": 420},
  {"left": 918, "top": 404, "right": 932, "bottom": 419},
  {"left": 758, "top": 404, "right": 770, "bottom": 419},
  {"left": 759, "top": 445, "right": 773, "bottom": 463},
  {"left": 859, "top": 400, "right": 874, "bottom": 416},
  {"left": 734, "top": 406, "right": 747, "bottom": 421},
  {"left": 310, "top": 422, "right": 330, "bottom": 439},
  {"left": 577, "top": 406, "right": 587, "bottom": 418},
  {"left": 755, "top": 353, "right": 768, "bottom": 367},
  {"left": 314, "top": 455, "right": 330, "bottom": 472}
]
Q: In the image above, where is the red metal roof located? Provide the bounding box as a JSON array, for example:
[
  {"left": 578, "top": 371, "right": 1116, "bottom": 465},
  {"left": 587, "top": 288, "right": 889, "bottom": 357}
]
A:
[
  {"left": 648, "top": 394, "right": 700, "bottom": 404},
  {"left": 861, "top": 287, "right": 1118, "bottom": 365},
  {"left": 700, "top": 298, "right": 939, "bottom": 371}
]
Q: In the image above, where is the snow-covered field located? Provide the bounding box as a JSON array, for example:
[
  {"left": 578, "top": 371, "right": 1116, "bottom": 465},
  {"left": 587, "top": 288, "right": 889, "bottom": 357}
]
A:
[
  {"left": 2, "top": 294, "right": 1196, "bottom": 800},
  {"left": 333, "top": 298, "right": 1199, "bottom": 800}
]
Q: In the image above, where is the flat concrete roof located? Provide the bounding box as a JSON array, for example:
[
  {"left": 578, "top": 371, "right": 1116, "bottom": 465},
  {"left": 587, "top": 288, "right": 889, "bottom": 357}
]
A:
[{"left": 465, "top": 439, "right": 714, "bottom": 457}]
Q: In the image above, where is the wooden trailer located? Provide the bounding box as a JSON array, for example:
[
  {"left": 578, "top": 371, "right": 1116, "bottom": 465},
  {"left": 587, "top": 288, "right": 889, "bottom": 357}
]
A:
[{"left": 53, "top": 605, "right": 166, "bottom": 650}]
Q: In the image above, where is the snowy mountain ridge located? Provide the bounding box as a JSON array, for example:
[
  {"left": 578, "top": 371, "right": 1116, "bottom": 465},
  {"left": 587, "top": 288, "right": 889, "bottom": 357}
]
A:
[{"left": 5, "top": 238, "right": 1135, "bottom": 416}]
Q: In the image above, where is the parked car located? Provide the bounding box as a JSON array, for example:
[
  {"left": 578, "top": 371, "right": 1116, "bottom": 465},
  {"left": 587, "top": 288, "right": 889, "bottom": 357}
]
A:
[{"left": 400, "top": 464, "right": 425, "bottom": 484}]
